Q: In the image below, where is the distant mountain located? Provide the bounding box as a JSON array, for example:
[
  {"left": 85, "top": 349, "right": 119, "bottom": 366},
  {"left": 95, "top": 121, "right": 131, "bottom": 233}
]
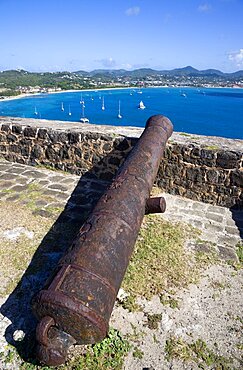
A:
[
  {"left": 0, "top": 69, "right": 30, "bottom": 76},
  {"left": 90, "top": 69, "right": 127, "bottom": 76},
  {"left": 200, "top": 68, "right": 224, "bottom": 76},
  {"left": 229, "top": 70, "right": 243, "bottom": 77},
  {"left": 1, "top": 66, "right": 243, "bottom": 80},
  {"left": 157, "top": 66, "right": 230, "bottom": 77},
  {"left": 160, "top": 66, "right": 199, "bottom": 76},
  {"left": 74, "top": 66, "right": 243, "bottom": 79},
  {"left": 73, "top": 70, "right": 89, "bottom": 76}
]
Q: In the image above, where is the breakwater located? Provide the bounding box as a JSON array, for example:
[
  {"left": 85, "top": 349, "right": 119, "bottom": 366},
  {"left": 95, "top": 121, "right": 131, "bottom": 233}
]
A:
[{"left": 0, "top": 116, "right": 242, "bottom": 207}]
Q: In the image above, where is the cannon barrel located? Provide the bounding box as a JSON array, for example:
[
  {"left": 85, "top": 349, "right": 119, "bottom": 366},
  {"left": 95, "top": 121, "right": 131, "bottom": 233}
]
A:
[{"left": 32, "top": 115, "right": 173, "bottom": 365}]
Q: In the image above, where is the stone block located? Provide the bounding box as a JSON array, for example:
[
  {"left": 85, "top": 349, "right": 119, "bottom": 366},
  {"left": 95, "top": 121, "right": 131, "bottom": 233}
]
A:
[
  {"left": 48, "top": 184, "right": 69, "bottom": 192},
  {"left": 100, "top": 134, "right": 114, "bottom": 141},
  {"left": 9, "top": 144, "right": 21, "bottom": 154},
  {"left": 4, "top": 153, "right": 19, "bottom": 162},
  {"left": 204, "top": 221, "right": 223, "bottom": 233},
  {"left": 217, "top": 235, "right": 240, "bottom": 247},
  {"left": 12, "top": 125, "right": 23, "bottom": 134},
  {"left": 23, "top": 126, "right": 37, "bottom": 138},
  {"left": 49, "top": 131, "right": 68, "bottom": 143},
  {"left": 74, "top": 147, "right": 82, "bottom": 158},
  {"left": 170, "top": 143, "right": 184, "bottom": 155},
  {"left": 207, "top": 205, "right": 226, "bottom": 214},
  {"left": 216, "top": 151, "right": 242, "bottom": 169},
  {"left": 30, "top": 144, "right": 43, "bottom": 159},
  {"left": 45, "top": 146, "right": 59, "bottom": 161},
  {"left": 191, "top": 147, "right": 201, "bottom": 158},
  {"left": 218, "top": 245, "right": 238, "bottom": 261},
  {"left": 225, "top": 226, "right": 240, "bottom": 236},
  {"left": 164, "top": 163, "right": 180, "bottom": 177},
  {"left": 37, "top": 128, "right": 48, "bottom": 139},
  {"left": 199, "top": 149, "right": 216, "bottom": 166},
  {"left": 21, "top": 146, "right": 30, "bottom": 157},
  {"left": 186, "top": 167, "right": 205, "bottom": 183},
  {"left": 113, "top": 138, "right": 130, "bottom": 151},
  {"left": 19, "top": 137, "right": 32, "bottom": 146},
  {"left": 206, "top": 169, "right": 219, "bottom": 184},
  {"left": 102, "top": 142, "right": 112, "bottom": 152},
  {"left": 85, "top": 132, "right": 100, "bottom": 140},
  {"left": 83, "top": 152, "right": 90, "bottom": 161},
  {"left": 206, "top": 212, "right": 224, "bottom": 223},
  {"left": 1, "top": 124, "right": 11, "bottom": 132},
  {"left": 68, "top": 132, "right": 80, "bottom": 144},
  {"left": 0, "top": 145, "right": 7, "bottom": 153},
  {"left": 184, "top": 189, "right": 200, "bottom": 201},
  {"left": 59, "top": 145, "right": 70, "bottom": 160},
  {"left": 230, "top": 170, "right": 243, "bottom": 187}
]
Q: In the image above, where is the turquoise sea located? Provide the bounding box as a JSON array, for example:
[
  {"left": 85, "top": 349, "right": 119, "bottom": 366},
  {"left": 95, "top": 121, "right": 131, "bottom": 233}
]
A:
[{"left": 0, "top": 87, "right": 243, "bottom": 139}]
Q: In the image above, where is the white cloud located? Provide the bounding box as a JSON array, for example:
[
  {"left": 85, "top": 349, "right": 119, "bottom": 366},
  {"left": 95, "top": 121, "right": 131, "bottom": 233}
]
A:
[
  {"left": 96, "top": 57, "right": 117, "bottom": 68},
  {"left": 198, "top": 3, "right": 212, "bottom": 12},
  {"left": 228, "top": 49, "right": 243, "bottom": 67},
  {"left": 125, "top": 6, "right": 140, "bottom": 16},
  {"left": 121, "top": 63, "right": 133, "bottom": 69}
]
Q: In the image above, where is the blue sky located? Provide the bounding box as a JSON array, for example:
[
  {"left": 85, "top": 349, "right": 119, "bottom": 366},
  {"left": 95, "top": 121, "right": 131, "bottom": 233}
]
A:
[{"left": 0, "top": 0, "right": 242, "bottom": 72}]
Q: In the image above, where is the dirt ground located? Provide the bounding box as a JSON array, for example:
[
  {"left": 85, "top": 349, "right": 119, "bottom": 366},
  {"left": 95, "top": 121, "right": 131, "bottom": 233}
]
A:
[{"left": 0, "top": 160, "right": 242, "bottom": 369}]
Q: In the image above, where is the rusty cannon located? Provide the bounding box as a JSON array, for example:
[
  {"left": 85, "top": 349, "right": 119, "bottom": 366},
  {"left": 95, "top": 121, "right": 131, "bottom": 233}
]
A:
[{"left": 32, "top": 114, "right": 173, "bottom": 366}]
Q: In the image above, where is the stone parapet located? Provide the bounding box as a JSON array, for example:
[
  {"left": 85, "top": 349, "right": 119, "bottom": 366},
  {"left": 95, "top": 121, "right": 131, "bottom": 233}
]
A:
[{"left": 0, "top": 116, "right": 242, "bottom": 207}]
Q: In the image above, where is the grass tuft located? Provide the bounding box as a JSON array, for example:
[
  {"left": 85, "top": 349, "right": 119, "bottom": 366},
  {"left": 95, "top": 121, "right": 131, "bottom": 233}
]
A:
[
  {"left": 165, "top": 336, "right": 233, "bottom": 369},
  {"left": 236, "top": 242, "right": 243, "bottom": 265},
  {"left": 68, "top": 328, "right": 130, "bottom": 370},
  {"left": 122, "top": 215, "right": 197, "bottom": 304}
]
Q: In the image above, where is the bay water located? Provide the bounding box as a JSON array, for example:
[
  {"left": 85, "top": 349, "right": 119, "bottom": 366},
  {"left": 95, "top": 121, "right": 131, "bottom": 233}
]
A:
[{"left": 0, "top": 87, "right": 242, "bottom": 139}]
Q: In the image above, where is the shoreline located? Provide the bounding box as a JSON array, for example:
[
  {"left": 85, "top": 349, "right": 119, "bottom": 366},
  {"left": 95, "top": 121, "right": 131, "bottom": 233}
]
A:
[
  {"left": 0, "top": 87, "right": 132, "bottom": 102},
  {"left": 0, "top": 85, "right": 241, "bottom": 103}
]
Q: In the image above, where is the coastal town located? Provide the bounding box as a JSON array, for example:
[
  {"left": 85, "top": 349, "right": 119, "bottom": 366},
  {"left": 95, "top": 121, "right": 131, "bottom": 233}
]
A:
[{"left": 0, "top": 67, "right": 243, "bottom": 99}]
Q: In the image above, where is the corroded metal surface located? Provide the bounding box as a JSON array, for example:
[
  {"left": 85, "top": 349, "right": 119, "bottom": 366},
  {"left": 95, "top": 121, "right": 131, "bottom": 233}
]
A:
[{"left": 32, "top": 114, "right": 173, "bottom": 365}]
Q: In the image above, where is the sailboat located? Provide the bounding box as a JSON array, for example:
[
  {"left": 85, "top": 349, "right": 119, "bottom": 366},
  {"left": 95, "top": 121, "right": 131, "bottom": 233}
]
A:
[
  {"left": 68, "top": 105, "right": 71, "bottom": 116},
  {"left": 102, "top": 96, "right": 105, "bottom": 111},
  {"left": 80, "top": 104, "right": 89, "bottom": 123},
  {"left": 80, "top": 93, "right": 84, "bottom": 105},
  {"left": 138, "top": 101, "right": 145, "bottom": 109},
  {"left": 61, "top": 102, "right": 64, "bottom": 111},
  {"left": 117, "top": 100, "right": 122, "bottom": 119},
  {"left": 34, "top": 107, "right": 38, "bottom": 115}
]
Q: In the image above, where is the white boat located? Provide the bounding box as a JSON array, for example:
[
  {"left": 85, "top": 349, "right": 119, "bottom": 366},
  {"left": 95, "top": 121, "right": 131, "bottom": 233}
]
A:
[
  {"left": 34, "top": 107, "right": 38, "bottom": 115},
  {"left": 80, "top": 93, "right": 84, "bottom": 105},
  {"left": 102, "top": 96, "right": 105, "bottom": 111},
  {"left": 68, "top": 105, "right": 71, "bottom": 116},
  {"left": 80, "top": 117, "right": 89, "bottom": 123},
  {"left": 138, "top": 100, "right": 145, "bottom": 109},
  {"left": 61, "top": 102, "right": 64, "bottom": 111},
  {"left": 80, "top": 104, "right": 89, "bottom": 123},
  {"left": 137, "top": 89, "right": 143, "bottom": 94},
  {"left": 181, "top": 93, "right": 187, "bottom": 98},
  {"left": 117, "top": 100, "right": 122, "bottom": 119}
]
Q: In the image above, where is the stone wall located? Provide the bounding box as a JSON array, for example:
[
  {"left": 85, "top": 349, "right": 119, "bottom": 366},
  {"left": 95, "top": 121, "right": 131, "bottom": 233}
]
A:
[{"left": 0, "top": 116, "right": 242, "bottom": 208}]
